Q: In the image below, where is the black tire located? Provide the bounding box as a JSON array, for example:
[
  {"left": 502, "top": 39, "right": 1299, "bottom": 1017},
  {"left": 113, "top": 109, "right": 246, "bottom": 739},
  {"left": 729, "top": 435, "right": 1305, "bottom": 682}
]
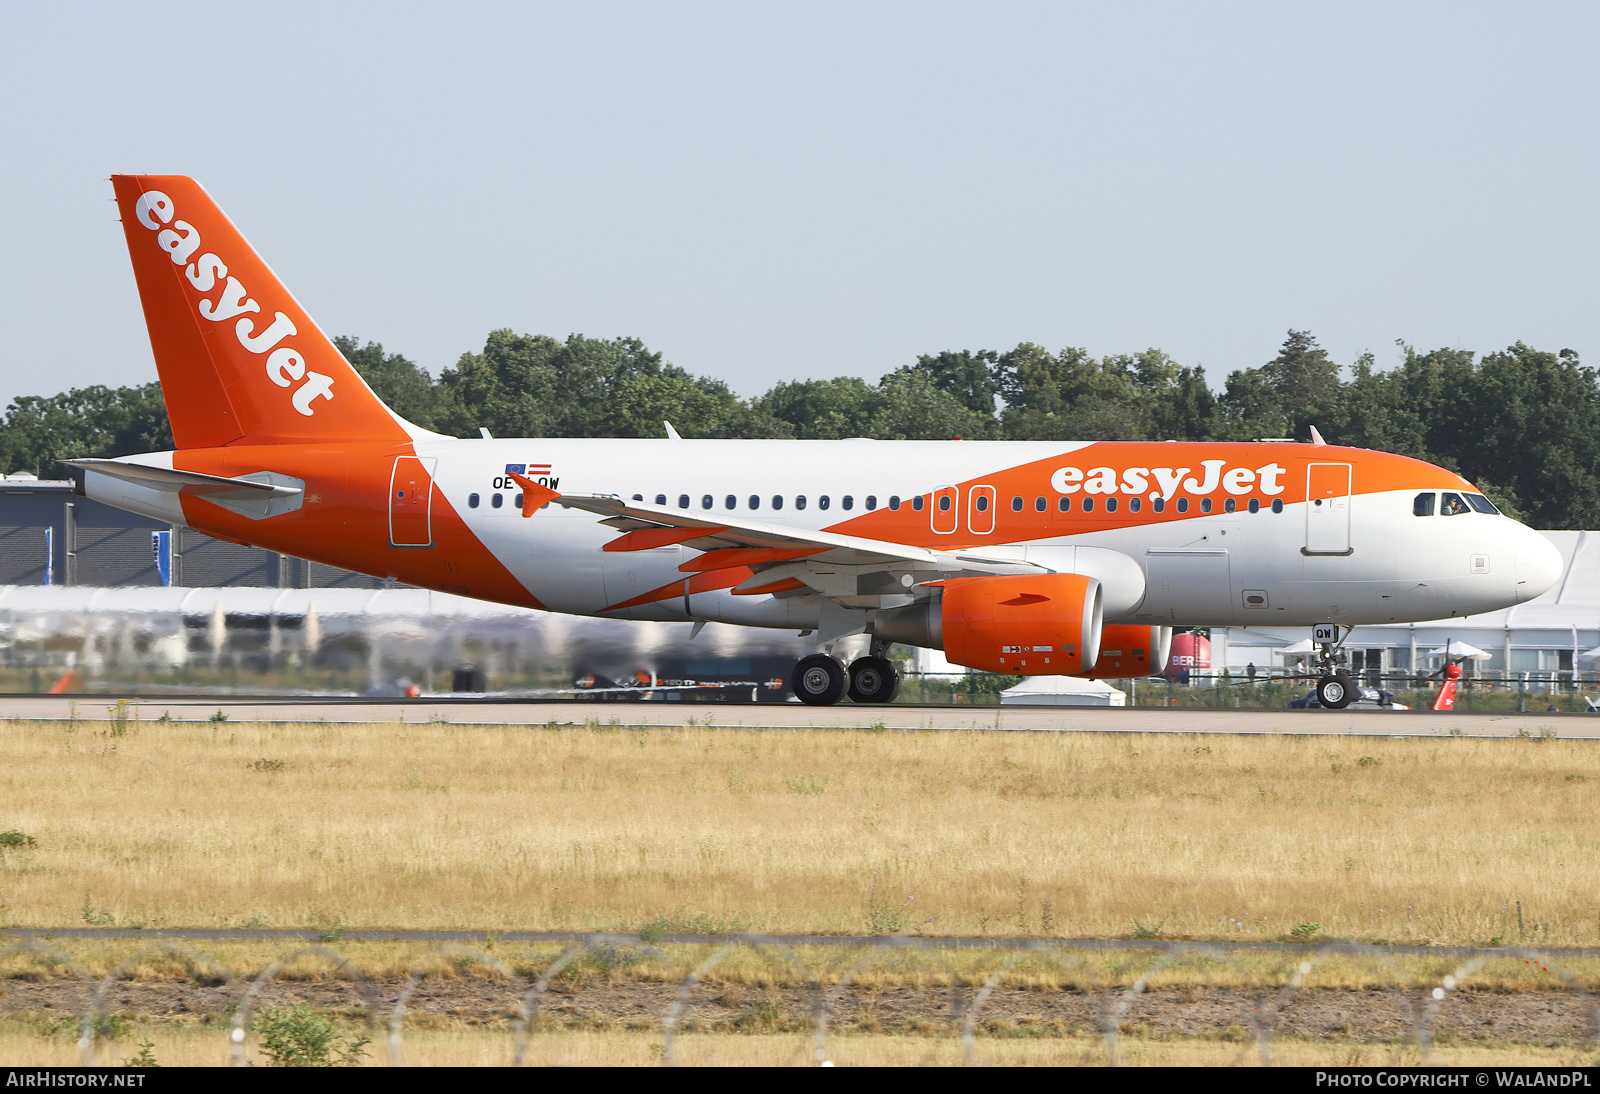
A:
[
  {"left": 1316, "top": 673, "right": 1356, "bottom": 709},
  {"left": 847, "top": 656, "right": 901, "bottom": 704},
  {"left": 792, "top": 654, "right": 846, "bottom": 706}
]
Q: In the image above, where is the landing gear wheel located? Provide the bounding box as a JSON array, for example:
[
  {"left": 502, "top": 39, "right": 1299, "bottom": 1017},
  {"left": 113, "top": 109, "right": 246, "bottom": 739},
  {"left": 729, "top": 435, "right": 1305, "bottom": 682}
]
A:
[
  {"left": 847, "top": 656, "right": 901, "bottom": 704},
  {"left": 792, "top": 654, "right": 846, "bottom": 706},
  {"left": 1317, "top": 673, "right": 1356, "bottom": 709}
]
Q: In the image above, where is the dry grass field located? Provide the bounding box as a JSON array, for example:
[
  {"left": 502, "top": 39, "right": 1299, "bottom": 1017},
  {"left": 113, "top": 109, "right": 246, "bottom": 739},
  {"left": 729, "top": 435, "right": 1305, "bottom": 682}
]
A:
[
  {"left": 0, "top": 715, "right": 1597, "bottom": 945},
  {"left": 8, "top": 1023, "right": 1599, "bottom": 1068}
]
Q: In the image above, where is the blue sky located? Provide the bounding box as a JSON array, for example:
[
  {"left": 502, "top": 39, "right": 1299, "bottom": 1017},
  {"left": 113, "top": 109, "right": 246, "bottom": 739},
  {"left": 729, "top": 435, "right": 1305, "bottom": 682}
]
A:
[{"left": 2, "top": 1, "right": 1595, "bottom": 407}]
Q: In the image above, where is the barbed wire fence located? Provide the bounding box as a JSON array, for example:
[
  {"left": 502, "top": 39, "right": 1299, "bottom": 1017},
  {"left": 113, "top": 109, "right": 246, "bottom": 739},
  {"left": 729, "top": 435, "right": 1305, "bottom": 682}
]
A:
[{"left": 3, "top": 935, "right": 1597, "bottom": 1067}]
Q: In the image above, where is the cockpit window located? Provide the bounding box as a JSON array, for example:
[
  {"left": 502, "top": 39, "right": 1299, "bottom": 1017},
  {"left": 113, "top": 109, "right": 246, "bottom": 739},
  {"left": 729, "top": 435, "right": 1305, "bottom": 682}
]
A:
[
  {"left": 1413, "top": 492, "right": 1436, "bottom": 517},
  {"left": 1465, "top": 493, "right": 1499, "bottom": 515},
  {"left": 1441, "top": 492, "right": 1469, "bottom": 516}
]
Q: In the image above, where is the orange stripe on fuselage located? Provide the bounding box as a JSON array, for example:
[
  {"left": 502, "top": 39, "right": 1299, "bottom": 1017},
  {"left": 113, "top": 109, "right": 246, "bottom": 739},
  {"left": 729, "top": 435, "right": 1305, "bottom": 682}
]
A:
[
  {"left": 731, "top": 577, "right": 807, "bottom": 597},
  {"left": 604, "top": 526, "right": 725, "bottom": 552},
  {"left": 601, "top": 566, "right": 755, "bottom": 613},
  {"left": 171, "top": 444, "right": 547, "bottom": 610},
  {"left": 679, "top": 547, "right": 824, "bottom": 573},
  {"left": 821, "top": 443, "right": 1471, "bottom": 548}
]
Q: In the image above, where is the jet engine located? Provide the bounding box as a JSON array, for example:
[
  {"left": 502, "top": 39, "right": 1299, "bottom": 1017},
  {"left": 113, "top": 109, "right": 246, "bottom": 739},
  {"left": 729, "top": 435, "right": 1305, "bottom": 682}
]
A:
[
  {"left": 877, "top": 573, "right": 1104, "bottom": 675},
  {"left": 1076, "top": 624, "right": 1173, "bottom": 680}
]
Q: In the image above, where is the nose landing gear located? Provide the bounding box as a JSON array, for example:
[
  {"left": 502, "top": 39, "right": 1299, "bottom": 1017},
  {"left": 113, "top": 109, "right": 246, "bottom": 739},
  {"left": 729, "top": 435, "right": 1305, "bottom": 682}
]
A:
[
  {"left": 1312, "top": 624, "right": 1356, "bottom": 709},
  {"left": 1316, "top": 672, "right": 1357, "bottom": 709}
]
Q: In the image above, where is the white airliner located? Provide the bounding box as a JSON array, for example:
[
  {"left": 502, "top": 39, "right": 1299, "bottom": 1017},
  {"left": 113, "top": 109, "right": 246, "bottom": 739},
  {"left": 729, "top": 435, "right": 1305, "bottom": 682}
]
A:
[{"left": 70, "top": 175, "right": 1564, "bottom": 708}]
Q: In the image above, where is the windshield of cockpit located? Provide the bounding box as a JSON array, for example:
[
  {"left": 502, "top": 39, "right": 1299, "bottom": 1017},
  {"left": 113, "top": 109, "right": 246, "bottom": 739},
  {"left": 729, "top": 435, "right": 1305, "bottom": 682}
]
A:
[{"left": 1413, "top": 491, "right": 1499, "bottom": 516}]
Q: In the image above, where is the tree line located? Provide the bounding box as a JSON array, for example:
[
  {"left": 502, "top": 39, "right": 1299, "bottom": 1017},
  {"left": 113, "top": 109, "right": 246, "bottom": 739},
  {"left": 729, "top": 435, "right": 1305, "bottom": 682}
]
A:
[{"left": 3, "top": 329, "right": 1594, "bottom": 528}]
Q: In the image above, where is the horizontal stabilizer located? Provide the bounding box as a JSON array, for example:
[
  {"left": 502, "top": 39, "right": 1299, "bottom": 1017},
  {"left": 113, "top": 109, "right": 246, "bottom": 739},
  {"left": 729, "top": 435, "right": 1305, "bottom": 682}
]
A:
[{"left": 65, "top": 459, "right": 302, "bottom": 498}]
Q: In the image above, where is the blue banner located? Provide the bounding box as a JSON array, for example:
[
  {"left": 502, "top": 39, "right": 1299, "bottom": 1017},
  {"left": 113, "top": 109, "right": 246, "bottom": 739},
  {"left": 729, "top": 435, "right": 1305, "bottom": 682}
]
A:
[{"left": 151, "top": 529, "right": 172, "bottom": 587}]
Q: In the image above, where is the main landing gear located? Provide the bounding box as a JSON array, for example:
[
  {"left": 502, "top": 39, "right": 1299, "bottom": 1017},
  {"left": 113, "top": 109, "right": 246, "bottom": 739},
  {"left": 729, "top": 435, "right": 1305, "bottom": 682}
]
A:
[{"left": 791, "top": 652, "right": 902, "bottom": 706}]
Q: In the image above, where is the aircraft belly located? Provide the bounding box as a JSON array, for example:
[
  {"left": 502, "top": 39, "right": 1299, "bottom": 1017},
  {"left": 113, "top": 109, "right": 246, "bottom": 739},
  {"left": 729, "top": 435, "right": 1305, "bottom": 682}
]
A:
[{"left": 487, "top": 517, "right": 608, "bottom": 615}]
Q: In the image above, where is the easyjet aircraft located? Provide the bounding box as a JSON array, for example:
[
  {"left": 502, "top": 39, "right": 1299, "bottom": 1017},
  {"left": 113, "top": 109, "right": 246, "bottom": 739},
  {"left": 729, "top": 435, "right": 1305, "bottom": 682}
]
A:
[{"left": 72, "top": 176, "right": 1564, "bottom": 708}]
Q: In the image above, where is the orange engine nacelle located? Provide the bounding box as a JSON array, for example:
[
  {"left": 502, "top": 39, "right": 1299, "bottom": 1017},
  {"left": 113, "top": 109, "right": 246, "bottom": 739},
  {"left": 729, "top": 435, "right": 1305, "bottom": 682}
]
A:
[
  {"left": 940, "top": 573, "right": 1104, "bottom": 675},
  {"left": 1076, "top": 625, "right": 1173, "bottom": 680}
]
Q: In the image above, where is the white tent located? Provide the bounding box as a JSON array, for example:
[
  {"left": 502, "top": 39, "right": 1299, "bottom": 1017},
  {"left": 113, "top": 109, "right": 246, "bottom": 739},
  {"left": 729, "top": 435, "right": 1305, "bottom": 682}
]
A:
[
  {"left": 1426, "top": 640, "right": 1491, "bottom": 659},
  {"left": 1000, "top": 676, "right": 1126, "bottom": 707},
  {"left": 1276, "top": 639, "right": 1317, "bottom": 654}
]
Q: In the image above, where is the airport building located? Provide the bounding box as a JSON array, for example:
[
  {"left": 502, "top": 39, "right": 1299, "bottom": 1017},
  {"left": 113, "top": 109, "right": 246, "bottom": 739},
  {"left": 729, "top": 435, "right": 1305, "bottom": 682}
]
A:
[
  {"left": 0, "top": 472, "right": 389, "bottom": 589},
  {"left": 3, "top": 471, "right": 1596, "bottom": 693}
]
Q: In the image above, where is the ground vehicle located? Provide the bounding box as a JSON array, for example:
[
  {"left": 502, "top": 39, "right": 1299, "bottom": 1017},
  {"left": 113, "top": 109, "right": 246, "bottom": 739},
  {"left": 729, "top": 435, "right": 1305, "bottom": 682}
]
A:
[{"left": 1289, "top": 681, "right": 1409, "bottom": 710}]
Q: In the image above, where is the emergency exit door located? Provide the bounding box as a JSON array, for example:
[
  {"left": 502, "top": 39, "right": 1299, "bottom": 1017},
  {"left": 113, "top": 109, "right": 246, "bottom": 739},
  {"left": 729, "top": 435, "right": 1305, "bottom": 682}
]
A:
[
  {"left": 389, "top": 456, "right": 437, "bottom": 547},
  {"left": 1304, "top": 462, "right": 1352, "bottom": 555}
]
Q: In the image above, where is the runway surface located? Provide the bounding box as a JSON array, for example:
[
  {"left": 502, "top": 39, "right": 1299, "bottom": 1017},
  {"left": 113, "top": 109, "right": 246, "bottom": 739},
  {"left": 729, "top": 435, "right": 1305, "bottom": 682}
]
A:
[{"left": 2, "top": 694, "right": 1598, "bottom": 736}]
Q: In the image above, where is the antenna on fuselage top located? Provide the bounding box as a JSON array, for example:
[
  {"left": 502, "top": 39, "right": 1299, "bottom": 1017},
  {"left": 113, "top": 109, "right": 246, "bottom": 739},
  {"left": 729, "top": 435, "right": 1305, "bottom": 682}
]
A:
[
  {"left": 664, "top": 421, "right": 683, "bottom": 440},
  {"left": 479, "top": 427, "right": 494, "bottom": 440},
  {"left": 1309, "top": 425, "right": 1327, "bottom": 445}
]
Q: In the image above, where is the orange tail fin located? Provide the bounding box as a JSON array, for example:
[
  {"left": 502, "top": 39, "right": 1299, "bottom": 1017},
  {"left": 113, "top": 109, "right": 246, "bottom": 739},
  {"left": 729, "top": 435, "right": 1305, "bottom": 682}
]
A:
[{"left": 111, "top": 175, "right": 416, "bottom": 449}]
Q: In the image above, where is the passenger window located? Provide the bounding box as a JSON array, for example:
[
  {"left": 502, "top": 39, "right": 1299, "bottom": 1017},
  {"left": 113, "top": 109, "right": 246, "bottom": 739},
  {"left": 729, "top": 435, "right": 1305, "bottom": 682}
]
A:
[
  {"left": 1105, "top": 497, "right": 1118, "bottom": 513},
  {"left": 1034, "top": 496, "right": 1046, "bottom": 512},
  {"left": 468, "top": 493, "right": 480, "bottom": 509},
  {"left": 1441, "top": 492, "right": 1469, "bottom": 516},
  {"left": 842, "top": 496, "right": 853, "bottom": 510},
  {"left": 678, "top": 494, "right": 690, "bottom": 508},
  {"left": 1082, "top": 497, "right": 1095, "bottom": 513},
  {"left": 976, "top": 495, "right": 990, "bottom": 513},
  {"left": 1224, "top": 498, "right": 1236, "bottom": 513},
  {"left": 1058, "top": 497, "right": 1071, "bottom": 513},
  {"left": 749, "top": 495, "right": 760, "bottom": 509},
  {"left": 632, "top": 494, "right": 643, "bottom": 501},
  {"left": 1128, "top": 497, "right": 1141, "bottom": 513},
  {"left": 1200, "top": 498, "right": 1213, "bottom": 514},
  {"left": 889, "top": 496, "right": 901, "bottom": 511},
  {"left": 1413, "top": 492, "right": 1436, "bottom": 517},
  {"left": 1010, "top": 496, "right": 1023, "bottom": 512},
  {"left": 1466, "top": 493, "right": 1498, "bottom": 514},
  {"left": 912, "top": 497, "right": 924, "bottom": 511},
  {"left": 820, "top": 496, "right": 831, "bottom": 510},
  {"left": 1271, "top": 499, "right": 1283, "bottom": 514},
  {"left": 938, "top": 495, "right": 950, "bottom": 512},
  {"left": 492, "top": 493, "right": 504, "bottom": 509},
  {"left": 1176, "top": 498, "right": 1189, "bottom": 513},
  {"left": 866, "top": 495, "right": 877, "bottom": 510},
  {"left": 725, "top": 495, "right": 737, "bottom": 509},
  {"left": 655, "top": 494, "right": 667, "bottom": 506},
  {"left": 1153, "top": 498, "right": 1165, "bottom": 513},
  {"left": 796, "top": 496, "right": 807, "bottom": 510},
  {"left": 514, "top": 493, "right": 524, "bottom": 510},
  {"left": 1248, "top": 498, "right": 1260, "bottom": 514},
  {"left": 702, "top": 495, "right": 714, "bottom": 509},
  {"left": 772, "top": 495, "right": 784, "bottom": 510}
]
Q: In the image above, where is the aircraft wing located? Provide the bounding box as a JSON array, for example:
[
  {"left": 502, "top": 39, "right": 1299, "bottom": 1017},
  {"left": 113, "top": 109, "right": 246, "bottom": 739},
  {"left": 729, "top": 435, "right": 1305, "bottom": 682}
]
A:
[{"left": 553, "top": 493, "right": 1041, "bottom": 596}]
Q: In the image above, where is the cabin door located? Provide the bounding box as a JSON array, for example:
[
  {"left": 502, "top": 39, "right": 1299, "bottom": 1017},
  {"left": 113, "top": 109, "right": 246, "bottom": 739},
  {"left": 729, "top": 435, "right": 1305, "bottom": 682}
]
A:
[
  {"left": 1304, "top": 463, "right": 1352, "bottom": 555},
  {"left": 389, "top": 456, "right": 437, "bottom": 547}
]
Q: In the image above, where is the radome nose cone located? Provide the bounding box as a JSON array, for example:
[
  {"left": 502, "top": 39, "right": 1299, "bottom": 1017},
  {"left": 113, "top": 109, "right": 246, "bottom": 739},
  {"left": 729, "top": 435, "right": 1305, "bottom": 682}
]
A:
[{"left": 1514, "top": 528, "right": 1563, "bottom": 602}]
